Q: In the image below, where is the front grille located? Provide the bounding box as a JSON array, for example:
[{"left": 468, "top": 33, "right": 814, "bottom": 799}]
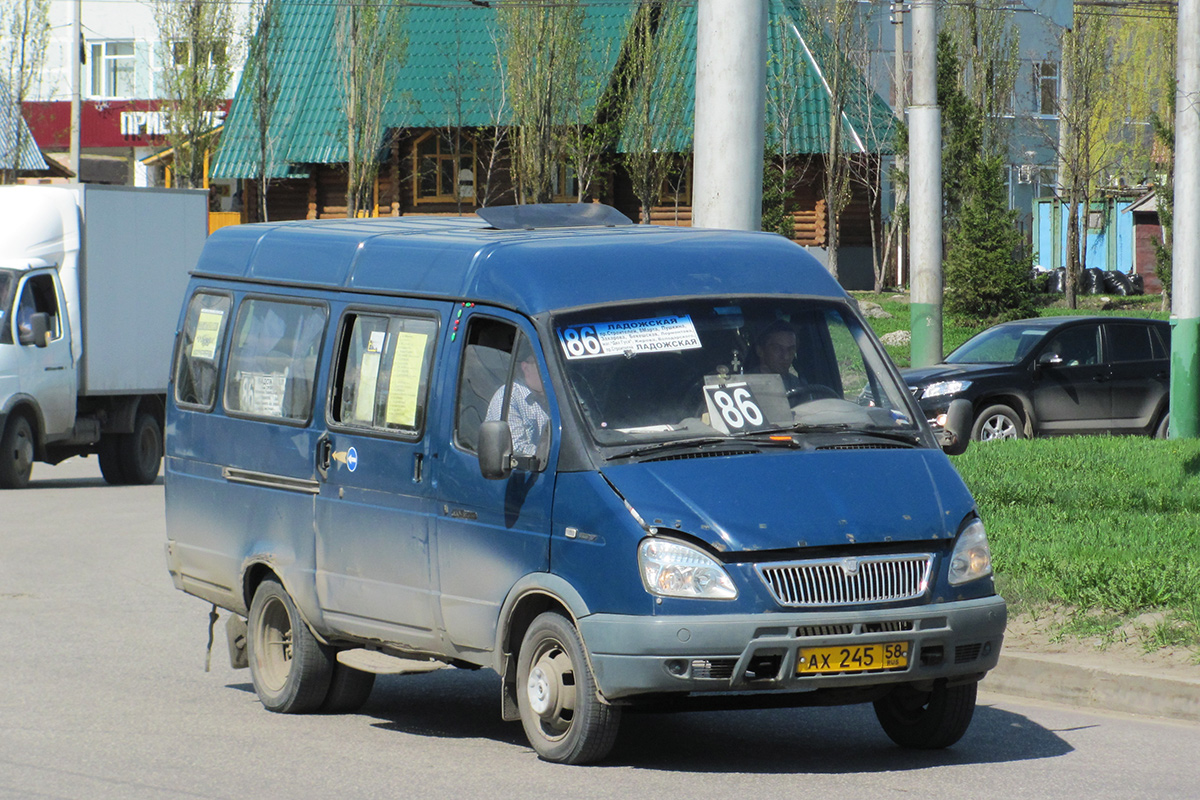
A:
[
  {"left": 691, "top": 658, "right": 737, "bottom": 680},
  {"left": 955, "top": 643, "right": 983, "bottom": 664},
  {"left": 756, "top": 554, "right": 933, "bottom": 607}
]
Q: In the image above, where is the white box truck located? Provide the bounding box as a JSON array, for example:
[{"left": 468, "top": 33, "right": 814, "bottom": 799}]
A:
[{"left": 0, "top": 184, "right": 207, "bottom": 488}]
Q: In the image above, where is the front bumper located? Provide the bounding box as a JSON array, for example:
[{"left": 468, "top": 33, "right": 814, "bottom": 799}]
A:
[{"left": 578, "top": 595, "right": 1006, "bottom": 701}]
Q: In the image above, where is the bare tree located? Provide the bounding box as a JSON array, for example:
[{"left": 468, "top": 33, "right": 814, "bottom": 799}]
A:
[
  {"left": 944, "top": 1, "right": 1020, "bottom": 160},
  {"left": 617, "top": 0, "right": 690, "bottom": 224},
  {"left": 335, "top": 0, "right": 407, "bottom": 218},
  {"left": 801, "top": 0, "right": 864, "bottom": 280},
  {"left": 557, "top": 17, "right": 619, "bottom": 202},
  {"left": 241, "top": 0, "right": 284, "bottom": 221},
  {"left": 764, "top": 10, "right": 818, "bottom": 238},
  {"left": 154, "top": 0, "right": 236, "bottom": 189},
  {"left": 0, "top": 0, "right": 49, "bottom": 184}
]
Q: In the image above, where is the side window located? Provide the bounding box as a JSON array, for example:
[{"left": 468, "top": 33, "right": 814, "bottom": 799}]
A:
[
  {"left": 14, "top": 274, "right": 62, "bottom": 344},
  {"left": 329, "top": 311, "right": 438, "bottom": 437},
  {"left": 223, "top": 298, "right": 327, "bottom": 422},
  {"left": 1044, "top": 325, "right": 1100, "bottom": 366},
  {"left": 455, "top": 317, "right": 550, "bottom": 463},
  {"left": 1107, "top": 323, "right": 1154, "bottom": 363},
  {"left": 174, "top": 291, "right": 232, "bottom": 410}
]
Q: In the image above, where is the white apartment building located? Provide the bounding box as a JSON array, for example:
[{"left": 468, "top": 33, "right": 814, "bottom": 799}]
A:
[{"left": 27, "top": 0, "right": 245, "bottom": 189}]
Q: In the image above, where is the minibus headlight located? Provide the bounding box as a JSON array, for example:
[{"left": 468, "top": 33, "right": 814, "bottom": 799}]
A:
[
  {"left": 948, "top": 519, "right": 993, "bottom": 586},
  {"left": 638, "top": 539, "right": 738, "bottom": 600}
]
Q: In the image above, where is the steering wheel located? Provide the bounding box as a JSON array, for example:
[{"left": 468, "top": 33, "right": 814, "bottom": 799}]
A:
[{"left": 788, "top": 384, "right": 841, "bottom": 405}]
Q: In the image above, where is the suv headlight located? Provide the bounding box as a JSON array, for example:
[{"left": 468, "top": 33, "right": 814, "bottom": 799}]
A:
[
  {"left": 948, "top": 519, "right": 993, "bottom": 586},
  {"left": 638, "top": 538, "right": 738, "bottom": 600},
  {"left": 922, "top": 379, "right": 972, "bottom": 399}
]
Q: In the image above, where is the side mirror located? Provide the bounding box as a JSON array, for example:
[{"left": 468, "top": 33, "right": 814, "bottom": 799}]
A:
[
  {"left": 477, "top": 419, "right": 514, "bottom": 480},
  {"left": 19, "top": 312, "right": 51, "bottom": 348},
  {"left": 1036, "top": 351, "right": 1063, "bottom": 368},
  {"left": 940, "top": 398, "right": 973, "bottom": 456}
]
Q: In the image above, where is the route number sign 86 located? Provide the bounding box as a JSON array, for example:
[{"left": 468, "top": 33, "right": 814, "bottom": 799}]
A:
[{"left": 703, "top": 382, "right": 770, "bottom": 434}]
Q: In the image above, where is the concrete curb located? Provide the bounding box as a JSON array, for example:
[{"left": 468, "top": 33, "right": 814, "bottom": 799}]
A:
[{"left": 982, "top": 651, "right": 1200, "bottom": 724}]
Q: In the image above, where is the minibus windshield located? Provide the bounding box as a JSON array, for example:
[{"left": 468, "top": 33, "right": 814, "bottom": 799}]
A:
[{"left": 552, "top": 298, "right": 918, "bottom": 447}]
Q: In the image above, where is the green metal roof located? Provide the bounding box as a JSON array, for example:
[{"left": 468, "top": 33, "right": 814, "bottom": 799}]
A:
[{"left": 213, "top": 0, "right": 895, "bottom": 180}]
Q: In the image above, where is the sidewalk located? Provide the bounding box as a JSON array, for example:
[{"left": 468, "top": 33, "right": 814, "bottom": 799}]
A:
[{"left": 982, "top": 649, "right": 1200, "bottom": 724}]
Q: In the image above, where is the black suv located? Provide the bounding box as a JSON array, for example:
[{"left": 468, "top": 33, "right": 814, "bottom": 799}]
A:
[{"left": 901, "top": 316, "right": 1171, "bottom": 444}]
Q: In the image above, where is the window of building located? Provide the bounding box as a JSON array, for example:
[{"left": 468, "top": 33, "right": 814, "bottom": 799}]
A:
[
  {"left": 223, "top": 298, "right": 327, "bottom": 423},
  {"left": 329, "top": 311, "right": 438, "bottom": 437},
  {"left": 89, "top": 40, "right": 136, "bottom": 98},
  {"left": 174, "top": 291, "right": 232, "bottom": 410},
  {"left": 1034, "top": 61, "right": 1058, "bottom": 117},
  {"left": 551, "top": 163, "right": 578, "bottom": 201},
  {"left": 413, "top": 132, "right": 477, "bottom": 204}
]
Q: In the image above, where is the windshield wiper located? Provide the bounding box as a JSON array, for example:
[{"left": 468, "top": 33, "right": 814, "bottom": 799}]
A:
[
  {"left": 606, "top": 436, "right": 742, "bottom": 461},
  {"left": 788, "top": 423, "right": 924, "bottom": 446}
]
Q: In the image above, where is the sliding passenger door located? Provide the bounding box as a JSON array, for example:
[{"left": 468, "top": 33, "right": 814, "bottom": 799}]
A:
[{"left": 313, "top": 304, "right": 443, "bottom": 650}]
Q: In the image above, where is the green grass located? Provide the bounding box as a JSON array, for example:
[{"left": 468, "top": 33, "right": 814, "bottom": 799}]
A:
[{"left": 952, "top": 437, "right": 1200, "bottom": 654}]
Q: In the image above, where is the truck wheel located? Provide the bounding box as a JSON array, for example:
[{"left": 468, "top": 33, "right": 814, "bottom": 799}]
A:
[
  {"left": 98, "top": 436, "right": 127, "bottom": 485},
  {"left": 873, "top": 681, "right": 977, "bottom": 749},
  {"left": 248, "top": 577, "right": 333, "bottom": 713},
  {"left": 118, "top": 411, "right": 162, "bottom": 485},
  {"left": 516, "top": 612, "right": 621, "bottom": 764},
  {"left": 970, "top": 404, "right": 1023, "bottom": 442},
  {"left": 320, "top": 661, "right": 376, "bottom": 713},
  {"left": 0, "top": 415, "right": 34, "bottom": 489}
]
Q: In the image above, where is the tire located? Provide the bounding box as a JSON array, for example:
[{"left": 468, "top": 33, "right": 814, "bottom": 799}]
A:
[
  {"left": 98, "top": 435, "right": 127, "bottom": 485},
  {"left": 516, "top": 612, "right": 621, "bottom": 764},
  {"left": 1155, "top": 412, "right": 1170, "bottom": 439},
  {"left": 970, "top": 404, "right": 1023, "bottom": 442},
  {"left": 117, "top": 411, "right": 162, "bottom": 485},
  {"left": 873, "top": 681, "right": 978, "bottom": 749},
  {"left": 320, "top": 661, "right": 375, "bottom": 714},
  {"left": 248, "top": 578, "right": 333, "bottom": 713},
  {"left": 0, "top": 415, "right": 34, "bottom": 489}
]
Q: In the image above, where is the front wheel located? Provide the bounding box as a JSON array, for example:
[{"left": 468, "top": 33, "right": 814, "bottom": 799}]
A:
[
  {"left": 516, "top": 612, "right": 621, "bottom": 764},
  {"left": 873, "top": 681, "right": 978, "bottom": 749},
  {"left": 248, "top": 577, "right": 333, "bottom": 713},
  {"left": 970, "top": 404, "right": 1023, "bottom": 442},
  {"left": 0, "top": 415, "right": 34, "bottom": 489}
]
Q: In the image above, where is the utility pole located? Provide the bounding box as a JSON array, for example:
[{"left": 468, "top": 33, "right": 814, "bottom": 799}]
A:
[
  {"left": 1172, "top": 0, "right": 1200, "bottom": 438},
  {"left": 908, "top": 0, "right": 941, "bottom": 366},
  {"left": 892, "top": 1, "right": 907, "bottom": 286},
  {"left": 692, "top": 0, "right": 767, "bottom": 231},
  {"left": 69, "top": 0, "right": 81, "bottom": 181}
]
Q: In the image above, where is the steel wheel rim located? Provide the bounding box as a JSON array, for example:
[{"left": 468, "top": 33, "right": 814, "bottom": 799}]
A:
[
  {"left": 525, "top": 639, "right": 577, "bottom": 739},
  {"left": 136, "top": 424, "right": 158, "bottom": 470},
  {"left": 10, "top": 423, "right": 32, "bottom": 477},
  {"left": 979, "top": 414, "right": 1017, "bottom": 441},
  {"left": 255, "top": 596, "right": 293, "bottom": 692}
]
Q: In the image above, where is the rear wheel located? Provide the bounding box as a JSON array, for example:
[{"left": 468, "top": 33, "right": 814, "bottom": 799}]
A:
[
  {"left": 98, "top": 435, "right": 127, "bottom": 485},
  {"left": 516, "top": 612, "right": 621, "bottom": 764},
  {"left": 1155, "top": 412, "right": 1170, "bottom": 439},
  {"left": 248, "top": 578, "right": 333, "bottom": 713},
  {"left": 971, "top": 404, "right": 1023, "bottom": 442},
  {"left": 117, "top": 411, "right": 162, "bottom": 485},
  {"left": 874, "top": 681, "right": 978, "bottom": 749},
  {"left": 0, "top": 415, "right": 34, "bottom": 489}
]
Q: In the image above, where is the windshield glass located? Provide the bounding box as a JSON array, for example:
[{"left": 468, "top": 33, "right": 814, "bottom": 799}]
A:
[
  {"left": 945, "top": 322, "right": 1051, "bottom": 364},
  {"left": 552, "top": 298, "right": 918, "bottom": 447}
]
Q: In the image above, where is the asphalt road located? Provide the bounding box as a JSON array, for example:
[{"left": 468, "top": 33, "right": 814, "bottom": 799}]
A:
[{"left": 3, "top": 458, "right": 1199, "bottom": 800}]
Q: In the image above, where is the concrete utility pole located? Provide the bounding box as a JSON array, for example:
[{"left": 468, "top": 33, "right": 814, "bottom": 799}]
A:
[
  {"left": 892, "top": 2, "right": 907, "bottom": 286},
  {"left": 692, "top": 0, "right": 767, "bottom": 231},
  {"left": 1172, "top": 0, "right": 1200, "bottom": 438},
  {"left": 69, "top": 0, "right": 81, "bottom": 181},
  {"left": 907, "top": 0, "right": 942, "bottom": 367}
]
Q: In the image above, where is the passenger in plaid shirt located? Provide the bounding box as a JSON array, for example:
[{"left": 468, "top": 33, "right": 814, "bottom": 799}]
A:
[{"left": 486, "top": 356, "right": 549, "bottom": 457}]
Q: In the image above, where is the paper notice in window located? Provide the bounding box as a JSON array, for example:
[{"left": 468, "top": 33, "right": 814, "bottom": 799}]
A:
[
  {"left": 191, "top": 309, "right": 225, "bottom": 360},
  {"left": 385, "top": 332, "right": 428, "bottom": 428}
]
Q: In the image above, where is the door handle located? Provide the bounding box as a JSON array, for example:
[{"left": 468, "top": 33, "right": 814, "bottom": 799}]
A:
[{"left": 316, "top": 434, "right": 332, "bottom": 480}]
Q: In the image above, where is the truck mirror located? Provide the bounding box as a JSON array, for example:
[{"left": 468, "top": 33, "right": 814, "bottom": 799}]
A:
[
  {"left": 477, "top": 419, "right": 514, "bottom": 480},
  {"left": 940, "top": 399, "right": 973, "bottom": 456},
  {"left": 19, "top": 312, "right": 51, "bottom": 348}
]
